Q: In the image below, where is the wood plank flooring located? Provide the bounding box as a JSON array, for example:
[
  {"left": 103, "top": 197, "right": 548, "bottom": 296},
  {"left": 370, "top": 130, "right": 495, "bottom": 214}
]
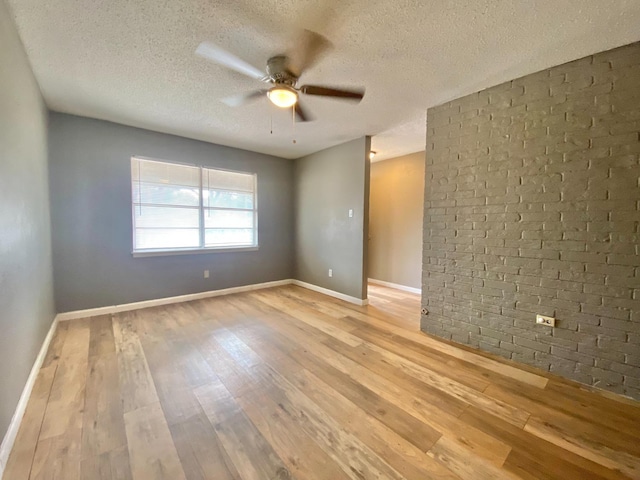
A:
[{"left": 4, "top": 284, "right": 640, "bottom": 479}]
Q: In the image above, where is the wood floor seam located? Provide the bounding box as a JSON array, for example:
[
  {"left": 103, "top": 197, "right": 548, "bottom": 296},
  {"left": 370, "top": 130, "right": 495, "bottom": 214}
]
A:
[{"left": 25, "top": 363, "right": 59, "bottom": 480}]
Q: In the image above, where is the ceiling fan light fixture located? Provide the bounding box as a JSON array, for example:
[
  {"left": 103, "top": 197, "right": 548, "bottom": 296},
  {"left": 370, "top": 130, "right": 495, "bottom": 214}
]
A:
[{"left": 267, "top": 86, "right": 298, "bottom": 108}]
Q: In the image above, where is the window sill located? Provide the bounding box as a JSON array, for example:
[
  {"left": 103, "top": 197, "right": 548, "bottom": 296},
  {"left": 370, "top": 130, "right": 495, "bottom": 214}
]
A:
[{"left": 132, "top": 246, "right": 259, "bottom": 258}]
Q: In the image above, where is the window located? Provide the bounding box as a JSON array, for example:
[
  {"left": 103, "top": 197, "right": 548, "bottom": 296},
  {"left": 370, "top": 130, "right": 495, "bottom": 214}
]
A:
[{"left": 131, "top": 157, "right": 257, "bottom": 254}]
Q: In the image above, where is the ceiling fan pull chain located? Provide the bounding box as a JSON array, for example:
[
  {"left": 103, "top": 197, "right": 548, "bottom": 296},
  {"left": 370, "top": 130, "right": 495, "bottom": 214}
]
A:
[
  {"left": 270, "top": 114, "right": 273, "bottom": 135},
  {"left": 292, "top": 106, "right": 297, "bottom": 144},
  {"left": 138, "top": 161, "right": 142, "bottom": 216}
]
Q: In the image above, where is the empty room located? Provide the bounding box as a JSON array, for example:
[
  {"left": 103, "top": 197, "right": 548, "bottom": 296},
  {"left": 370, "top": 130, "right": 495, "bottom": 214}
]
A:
[{"left": 1, "top": 0, "right": 640, "bottom": 479}]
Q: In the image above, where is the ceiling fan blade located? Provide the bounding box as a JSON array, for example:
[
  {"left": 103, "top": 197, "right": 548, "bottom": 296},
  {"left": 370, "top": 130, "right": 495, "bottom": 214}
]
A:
[
  {"left": 221, "top": 90, "right": 267, "bottom": 107},
  {"left": 289, "top": 29, "right": 333, "bottom": 77},
  {"left": 196, "top": 41, "right": 265, "bottom": 81},
  {"left": 295, "top": 102, "right": 313, "bottom": 122},
  {"left": 300, "top": 85, "right": 365, "bottom": 102}
]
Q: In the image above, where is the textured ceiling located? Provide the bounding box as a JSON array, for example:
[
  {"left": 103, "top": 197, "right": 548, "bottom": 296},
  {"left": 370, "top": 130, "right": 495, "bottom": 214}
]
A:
[{"left": 6, "top": 0, "right": 640, "bottom": 160}]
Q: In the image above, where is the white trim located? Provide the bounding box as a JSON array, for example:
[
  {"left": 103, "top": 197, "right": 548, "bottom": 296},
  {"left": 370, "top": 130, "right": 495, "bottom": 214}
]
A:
[
  {"left": 292, "top": 280, "right": 369, "bottom": 306},
  {"left": 56, "top": 279, "right": 294, "bottom": 321},
  {"left": 132, "top": 246, "right": 259, "bottom": 258},
  {"left": 55, "top": 278, "right": 371, "bottom": 322},
  {"left": 131, "top": 157, "right": 258, "bottom": 255},
  {"left": 0, "top": 315, "right": 58, "bottom": 477},
  {"left": 368, "top": 278, "right": 421, "bottom": 295}
]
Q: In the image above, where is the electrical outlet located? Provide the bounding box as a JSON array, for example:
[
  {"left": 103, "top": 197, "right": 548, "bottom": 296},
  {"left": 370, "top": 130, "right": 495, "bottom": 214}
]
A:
[
  {"left": 328, "top": 269, "right": 333, "bottom": 277},
  {"left": 204, "top": 270, "right": 209, "bottom": 279},
  {"left": 536, "top": 314, "right": 555, "bottom": 327}
]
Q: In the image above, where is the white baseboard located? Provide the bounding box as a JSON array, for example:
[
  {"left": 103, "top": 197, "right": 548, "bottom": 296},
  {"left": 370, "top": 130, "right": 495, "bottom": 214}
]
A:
[
  {"left": 55, "top": 279, "right": 295, "bottom": 321},
  {"left": 0, "top": 315, "right": 58, "bottom": 477},
  {"left": 56, "top": 279, "right": 370, "bottom": 321},
  {"left": 368, "top": 278, "right": 421, "bottom": 295},
  {"left": 292, "top": 280, "right": 369, "bottom": 306}
]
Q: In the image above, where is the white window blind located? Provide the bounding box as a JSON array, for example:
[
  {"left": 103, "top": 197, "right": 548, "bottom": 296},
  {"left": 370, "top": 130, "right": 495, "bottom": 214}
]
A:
[{"left": 131, "top": 157, "right": 257, "bottom": 252}]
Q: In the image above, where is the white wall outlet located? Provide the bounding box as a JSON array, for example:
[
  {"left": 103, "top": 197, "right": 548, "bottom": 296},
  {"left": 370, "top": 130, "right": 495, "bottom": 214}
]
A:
[
  {"left": 328, "top": 269, "right": 333, "bottom": 277},
  {"left": 348, "top": 209, "right": 354, "bottom": 218},
  {"left": 204, "top": 269, "right": 210, "bottom": 279},
  {"left": 536, "top": 314, "right": 555, "bottom": 327}
]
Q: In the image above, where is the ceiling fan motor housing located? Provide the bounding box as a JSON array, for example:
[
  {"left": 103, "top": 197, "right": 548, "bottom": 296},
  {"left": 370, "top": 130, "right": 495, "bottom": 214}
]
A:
[
  {"left": 194, "top": 37, "right": 364, "bottom": 121},
  {"left": 266, "top": 55, "right": 297, "bottom": 86}
]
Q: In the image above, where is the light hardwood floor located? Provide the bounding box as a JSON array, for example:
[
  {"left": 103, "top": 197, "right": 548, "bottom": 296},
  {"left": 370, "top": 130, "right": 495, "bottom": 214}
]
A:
[{"left": 4, "top": 284, "right": 640, "bottom": 479}]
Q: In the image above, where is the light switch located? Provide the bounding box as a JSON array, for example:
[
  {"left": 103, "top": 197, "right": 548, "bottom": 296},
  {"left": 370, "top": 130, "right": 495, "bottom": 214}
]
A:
[{"left": 348, "top": 209, "right": 354, "bottom": 218}]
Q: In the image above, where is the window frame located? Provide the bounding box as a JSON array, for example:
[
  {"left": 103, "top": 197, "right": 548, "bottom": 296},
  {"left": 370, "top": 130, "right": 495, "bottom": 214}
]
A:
[{"left": 130, "top": 156, "right": 259, "bottom": 257}]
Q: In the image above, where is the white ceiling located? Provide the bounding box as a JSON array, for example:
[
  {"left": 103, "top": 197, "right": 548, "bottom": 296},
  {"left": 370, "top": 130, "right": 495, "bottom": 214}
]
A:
[{"left": 6, "top": 0, "right": 640, "bottom": 161}]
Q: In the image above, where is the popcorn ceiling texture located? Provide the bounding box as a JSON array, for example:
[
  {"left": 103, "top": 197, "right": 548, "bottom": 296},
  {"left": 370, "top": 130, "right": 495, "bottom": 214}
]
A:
[
  {"left": 421, "top": 42, "right": 640, "bottom": 399},
  {"left": 6, "top": 0, "right": 640, "bottom": 160}
]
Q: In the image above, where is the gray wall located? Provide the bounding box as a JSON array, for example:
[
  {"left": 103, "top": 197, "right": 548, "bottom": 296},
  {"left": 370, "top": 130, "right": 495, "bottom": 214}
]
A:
[
  {"left": 0, "top": 0, "right": 55, "bottom": 447},
  {"left": 294, "top": 137, "right": 371, "bottom": 300},
  {"left": 49, "top": 113, "right": 294, "bottom": 312},
  {"left": 369, "top": 152, "right": 425, "bottom": 289},
  {"left": 422, "top": 41, "right": 640, "bottom": 399}
]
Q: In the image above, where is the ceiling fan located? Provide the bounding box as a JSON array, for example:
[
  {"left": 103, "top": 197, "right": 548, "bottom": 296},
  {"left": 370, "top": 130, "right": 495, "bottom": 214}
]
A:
[{"left": 195, "top": 30, "right": 365, "bottom": 122}]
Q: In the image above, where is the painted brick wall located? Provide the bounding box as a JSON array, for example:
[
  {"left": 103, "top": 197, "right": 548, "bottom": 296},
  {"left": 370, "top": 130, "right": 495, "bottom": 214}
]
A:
[{"left": 421, "top": 42, "right": 640, "bottom": 399}]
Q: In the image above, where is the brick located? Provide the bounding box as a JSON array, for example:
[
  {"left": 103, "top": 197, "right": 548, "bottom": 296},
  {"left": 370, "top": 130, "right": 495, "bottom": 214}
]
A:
[
  {"left": 518, "top": 355, "right": 552, "bottom": 371},
  {"left": 583, "top": 283, "right": 632, "bottom": 298},
  {"left": 539, "top": 278, "right": 583, "bottom": 292},
  {"left": 577, "top": 344, "right": 627, "bottom": 363},
  {"left": 547, "top": 297, "right": 581, "bottom": 312},
  {"left": 557, "top": 290, "right": 602, "bottom": 306},
  {"left": 607, "top": 254, "right": 640, "bottom": 266},
  {"left": 597, "top": 337, "right": 639, "bottom": 355},
  {"left": 585, "top": 262, "right": 635, "bottom": 278},
  {"left": 577, "top": 364, "right": 625, "bottom": 387},
  {"left": 550, "top": 346, "right": 596, "bottom": 365},
  {"left": 561, "top": 251, "right": 607, "bottom": 264},
  {"left": 601, "top": 296, "right": 638, "bottom": 310},
  {"left": 599, "top": 318, "right": 640, "bottom": 333},
  {"left": 553, "top": 310, "right": 599, "bottom": 329},
  {"left": 622, "top": 377, "right": 640, "bottom": 393},
  {"left": 606, "top": 275, "right": 640, "bottom": 288},
  {"left": 595, "top": 358, "right": 640, "bottom": 378},
  {"left": 542, "top": 260, "right": 585, "bottom": 273},
  {"left": 520, "top": 212, "right": 561, "bottom": 222},
  {"left": 627, "top": 355, "right": 640, "bottom": 367},
  {"left": 519, "top": 249, "right": 560, "bottom": 260},
  {"left": 513, "top": 336, "right": 551, "bottom": 353},
  {"left": 542, "top": 240, "right": 586, "bottom": 252},
  {"left": 559, "top": 271, "right": 605, "bottom": 285},
  {"left": 581, "top": 303, "right": 630, "bottom": 321},
  {"left": 512, "top": 293, "right": 543, "bottom": 305},
  {"left": 591, "top": 154, "right": 639, "bottom": 169},
  {"left": 422, "top": 42, "right": 640, "bottom": 400},
  {"left": 549, "top": 364, "right": 594, "bottom": 385},
  {"left": 592, "top": 132, "right": 640, "bottom": 148},
  {"left": 451, "top": 332, "right": 471, "bottom": 344},
  {"left": 517, "top": 284, "right": 558, "bottom": 298},
  {"left": 578, "top": 324, "right": 628, "bottom": 341},
  {"left": 479, "top": 326, "right": 512, "bottom": 343},
  {"left": 537, "top": 334, "right": 578, "bottom": 351}
]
